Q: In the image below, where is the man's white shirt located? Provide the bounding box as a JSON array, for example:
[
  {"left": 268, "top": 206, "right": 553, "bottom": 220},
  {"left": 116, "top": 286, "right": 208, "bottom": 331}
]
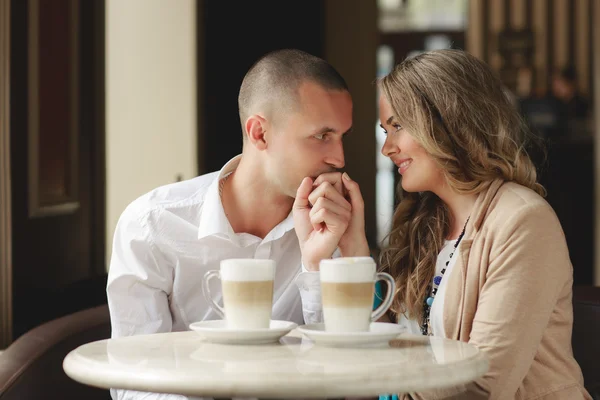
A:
[{"left": 107, "top": 155, "right": 323, "bottom": 400}]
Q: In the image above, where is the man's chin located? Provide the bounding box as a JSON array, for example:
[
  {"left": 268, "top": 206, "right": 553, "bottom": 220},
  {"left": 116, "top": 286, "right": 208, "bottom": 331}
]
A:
[
  {"left": 310, "top": 169, "right": 337, "bottom": 180},
  {"left": 287, "top": 171, "right": 336, "bottom": 198}
]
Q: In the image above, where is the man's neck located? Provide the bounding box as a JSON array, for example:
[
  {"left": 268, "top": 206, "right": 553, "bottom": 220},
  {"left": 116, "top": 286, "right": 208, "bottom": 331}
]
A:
[{"left": 221, "top": 158, "right": 294, "bottom": 239}]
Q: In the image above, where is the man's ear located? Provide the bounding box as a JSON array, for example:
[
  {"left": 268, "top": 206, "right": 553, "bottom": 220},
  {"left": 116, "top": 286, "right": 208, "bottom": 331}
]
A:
[{"left": 245, "top": 115, "right": 269, "bottom": 150}]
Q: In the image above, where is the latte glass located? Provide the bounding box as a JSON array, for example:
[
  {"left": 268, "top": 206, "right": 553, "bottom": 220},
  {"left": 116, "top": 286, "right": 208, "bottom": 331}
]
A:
[
  {"left": 320, "top": 257, "right": 395, "bottom": 332},
  {"left": 202, "top": 259, "right": 275, "bottom": 329}
]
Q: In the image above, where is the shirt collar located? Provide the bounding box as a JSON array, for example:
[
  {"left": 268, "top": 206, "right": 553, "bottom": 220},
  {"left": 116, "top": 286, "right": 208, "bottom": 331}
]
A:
[
  {"left": 197, "top": 155, "right": 241, "bottom": 240},
  {"left": 197, "top": 154, "right": 296, "bottom": 243},
  {"left": 264, "top": 211, "right": 295, "bottom": 242}
]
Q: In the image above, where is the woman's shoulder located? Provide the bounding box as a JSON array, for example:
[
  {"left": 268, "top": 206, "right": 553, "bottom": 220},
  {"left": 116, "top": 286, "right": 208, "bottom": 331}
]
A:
[
  {"left": 491, "top": 181, "right": 553, "bottom": 214},
  {"left": 481, "top": 181, "right": 571, "bottom": 279},
  {"left": 484, "top": 181, "right": 560, "bottom": 231}
]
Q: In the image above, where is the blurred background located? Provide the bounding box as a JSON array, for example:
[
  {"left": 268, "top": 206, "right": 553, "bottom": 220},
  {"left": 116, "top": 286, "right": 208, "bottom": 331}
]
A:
[{"left": 1, "top": 0, "right": 598, "bottom": 348}]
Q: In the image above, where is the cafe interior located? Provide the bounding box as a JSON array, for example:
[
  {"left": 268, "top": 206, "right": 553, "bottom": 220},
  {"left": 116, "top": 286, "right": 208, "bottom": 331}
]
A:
[{"left": 0, "top": 0, "right": 599, "bottom": 398}]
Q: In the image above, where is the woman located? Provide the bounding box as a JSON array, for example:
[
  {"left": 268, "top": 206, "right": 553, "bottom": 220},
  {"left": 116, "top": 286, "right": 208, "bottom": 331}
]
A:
[{"left": 370, "top": 50, "right": 590, "bottom": 399}]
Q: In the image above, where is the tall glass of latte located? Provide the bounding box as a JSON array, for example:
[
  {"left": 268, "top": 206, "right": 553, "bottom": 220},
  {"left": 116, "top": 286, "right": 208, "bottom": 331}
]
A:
[
  {"left": 320, "top": 256, "right": 395, "bottom": 332},
  {"left": 202, "top": 259, "right": 275, "bottom": 329}
]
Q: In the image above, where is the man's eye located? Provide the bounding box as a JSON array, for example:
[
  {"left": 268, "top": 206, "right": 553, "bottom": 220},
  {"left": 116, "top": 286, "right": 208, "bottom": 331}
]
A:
[{"left": 314, "top": 133, "right": 326, "bottom": 140}]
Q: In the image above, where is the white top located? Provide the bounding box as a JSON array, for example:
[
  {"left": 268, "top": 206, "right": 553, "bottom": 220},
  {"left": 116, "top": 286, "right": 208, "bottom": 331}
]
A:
[
  {"left": 397, "top": 239, "right": 460, "bottom": 337},
  {"left": 106, "top": 154, "right": 323, "bottom": 400},
  {"left": 63, "top": 331, "right": 489, "bottom": 399}
]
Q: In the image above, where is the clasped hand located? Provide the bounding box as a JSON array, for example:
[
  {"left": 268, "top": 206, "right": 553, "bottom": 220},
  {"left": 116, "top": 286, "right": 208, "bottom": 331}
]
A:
[{"left": 292, "top": 172, "right": 370, "bottom": 271}]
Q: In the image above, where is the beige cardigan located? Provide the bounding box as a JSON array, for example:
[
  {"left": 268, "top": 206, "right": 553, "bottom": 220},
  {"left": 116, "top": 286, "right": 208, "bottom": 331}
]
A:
[{"left": 406, "top": 180, "right": 591, "bottom": 400}]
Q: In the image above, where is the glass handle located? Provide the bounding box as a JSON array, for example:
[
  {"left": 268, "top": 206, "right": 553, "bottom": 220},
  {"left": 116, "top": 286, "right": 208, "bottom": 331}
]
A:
[
  {"left": 202, "top": 270, "right": 225, "bottom": 318},
  {"left": 371, "top": 272, "right": 396, "bottom": 321}
]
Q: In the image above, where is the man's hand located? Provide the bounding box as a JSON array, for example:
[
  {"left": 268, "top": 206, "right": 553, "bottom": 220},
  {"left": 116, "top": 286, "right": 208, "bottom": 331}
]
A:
[
  {"left": 338, "top": 172, "right": 370, "bottom": 258},
  {"left": 293, "top": 172, "right": 369, "bottom": 271},
  {"left": 293, "top": 174, "right": 351, "bottom": 271},
  {"left": 310, "top": 172, "right": 370, "bottom": 258}
]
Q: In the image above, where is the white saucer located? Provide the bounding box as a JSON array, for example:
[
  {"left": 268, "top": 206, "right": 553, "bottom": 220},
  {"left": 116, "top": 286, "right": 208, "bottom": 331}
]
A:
[
  {"left": 297, "top": 322, "right": 405, "bottom": 347},
  {"left": 189, "top": 320, "right": 297, "bottom": 345}
]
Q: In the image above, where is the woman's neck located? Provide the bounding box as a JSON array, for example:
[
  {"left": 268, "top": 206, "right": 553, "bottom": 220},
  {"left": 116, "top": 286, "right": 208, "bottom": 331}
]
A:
[{"left": 436, "top": 186, "right": 477, "bottom": 240}]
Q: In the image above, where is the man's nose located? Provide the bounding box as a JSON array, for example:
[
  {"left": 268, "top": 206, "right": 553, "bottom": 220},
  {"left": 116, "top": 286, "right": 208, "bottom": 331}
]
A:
[{"left": 326, "top": 142, "right": 345, "bottom": 169}]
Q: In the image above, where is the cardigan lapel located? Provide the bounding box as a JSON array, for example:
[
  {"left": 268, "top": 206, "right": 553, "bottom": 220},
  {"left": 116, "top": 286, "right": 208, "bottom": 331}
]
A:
[
  {"left": 443, "top": 239, "right": 472, "bottom": 339},
  {"left": 442, "top": 179, "right": 505, "bottom": 339}
]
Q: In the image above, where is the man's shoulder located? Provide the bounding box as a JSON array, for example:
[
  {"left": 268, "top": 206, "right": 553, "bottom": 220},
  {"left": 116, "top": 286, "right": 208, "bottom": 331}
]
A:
[{"left": 120, "top": 171, "right": 220, "bottom": 223}]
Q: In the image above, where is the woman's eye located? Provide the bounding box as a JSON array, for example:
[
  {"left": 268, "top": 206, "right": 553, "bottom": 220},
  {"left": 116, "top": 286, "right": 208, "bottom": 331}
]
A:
[
  {"left": 379, "top": 123, "right": 402, "bottom": 136},
  {"left": 314, "top": 133, "right": 326, "bottom": 140}
]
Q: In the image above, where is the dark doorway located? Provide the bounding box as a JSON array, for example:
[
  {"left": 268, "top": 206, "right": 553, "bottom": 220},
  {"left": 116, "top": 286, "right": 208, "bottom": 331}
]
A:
[
  {"left": 198, "top": 1, "right": 326, "bottom": 174},
  {"left": 10, "top": 0, "right": 107, "bottom": 339}
]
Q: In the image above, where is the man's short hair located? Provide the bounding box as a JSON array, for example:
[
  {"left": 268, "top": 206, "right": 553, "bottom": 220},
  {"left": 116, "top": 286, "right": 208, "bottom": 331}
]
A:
[{"left": 238, "top": 49, "right": 349, "bottom": 138}]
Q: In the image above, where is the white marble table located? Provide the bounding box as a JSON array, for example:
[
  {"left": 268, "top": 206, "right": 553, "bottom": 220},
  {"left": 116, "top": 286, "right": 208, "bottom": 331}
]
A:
[{"left": 63, "top": 329, "right": 488, "bottom": 399}]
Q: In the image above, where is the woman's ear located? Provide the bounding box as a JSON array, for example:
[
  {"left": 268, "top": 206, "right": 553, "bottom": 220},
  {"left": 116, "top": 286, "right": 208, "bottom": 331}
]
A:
[{"left": 245, "top": 115, "right": 269, "bottom": 150}]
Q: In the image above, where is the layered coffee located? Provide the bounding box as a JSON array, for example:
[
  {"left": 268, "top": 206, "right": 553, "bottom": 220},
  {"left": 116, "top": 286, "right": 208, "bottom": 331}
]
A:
[
  {"left": 202, "top": 258, "right": 276, "bottom": 330},
  {"left": 320, "top": 281, "right": 374, "bottom": 307},
  {"left": 222, "top": 280, "right": 274, "bottom": 329},
  {"left": 321, "top": 281, "right": 375, "bottom": 332},
  {"left": 319, "top": 257, "right": 396, "bottom": 332}
]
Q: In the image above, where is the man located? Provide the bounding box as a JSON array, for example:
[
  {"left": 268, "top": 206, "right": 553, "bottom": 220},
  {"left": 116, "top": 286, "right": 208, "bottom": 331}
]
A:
[
  {"left": 107, "top": 48, "right": 359, "bottom": 400},
  {"left": 551, "top": 66, "right": 590, "bottom": 121}
]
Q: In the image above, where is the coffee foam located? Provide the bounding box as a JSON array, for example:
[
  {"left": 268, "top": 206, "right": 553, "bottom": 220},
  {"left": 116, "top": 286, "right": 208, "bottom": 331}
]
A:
[
  {"left": 220, "top": 259, "right": 275, "bottom": 281},
  {"left": 319, "top": 257, "right": 376, "bottom": 283}
]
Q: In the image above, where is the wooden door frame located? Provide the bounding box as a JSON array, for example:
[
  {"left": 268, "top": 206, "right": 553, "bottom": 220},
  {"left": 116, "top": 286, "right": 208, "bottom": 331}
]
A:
[
  {"left": 87, "top": 0, "right": 107, "bottom": 277},
  {"left": 0, "top": 0, "right": 13, "bottom": 348},
  {"left": 594, "top": 0, "right": 600, "bottom": 286},
  {"left": 0, "top": 0, "right": 106, "bottom": 345}
]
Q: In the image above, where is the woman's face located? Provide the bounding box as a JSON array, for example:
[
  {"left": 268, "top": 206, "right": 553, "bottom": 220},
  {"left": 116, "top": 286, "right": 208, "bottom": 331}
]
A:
[{"left": 379, "top": 94, "right": 444, "bottom": 193}]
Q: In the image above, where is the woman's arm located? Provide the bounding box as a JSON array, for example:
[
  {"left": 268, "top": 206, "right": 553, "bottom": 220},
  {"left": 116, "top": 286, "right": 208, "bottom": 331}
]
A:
[{"left": 411, "top": 203, "right": 572, "bottom": 399}]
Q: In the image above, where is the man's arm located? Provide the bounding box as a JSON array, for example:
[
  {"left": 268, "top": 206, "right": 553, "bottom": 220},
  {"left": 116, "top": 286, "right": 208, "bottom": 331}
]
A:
[
  {"left": 293, "top": 172, "right": 369, "bottom": 271},
  {"left": 292, "top": 172, "right": 369, "bottom": 325},
  {"left": 107, "top": 207, "right": 188, "bottom": 400},
  {"left": 107, "top": 207, "right": 173, "bottom": 337},
  {"left": 295, "top": 248, "right": 341, "bottom": 324}
]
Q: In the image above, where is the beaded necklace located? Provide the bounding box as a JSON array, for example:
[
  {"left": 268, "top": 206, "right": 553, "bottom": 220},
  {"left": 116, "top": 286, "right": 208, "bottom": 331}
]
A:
[{"left": 421, "top": 217, "right": 469, "bottom": 336}]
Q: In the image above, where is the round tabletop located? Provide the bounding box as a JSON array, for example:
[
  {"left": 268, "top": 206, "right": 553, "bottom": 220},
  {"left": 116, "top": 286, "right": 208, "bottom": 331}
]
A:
[{"left": 63, "top": 330, "right": 488, "bottom": 399}]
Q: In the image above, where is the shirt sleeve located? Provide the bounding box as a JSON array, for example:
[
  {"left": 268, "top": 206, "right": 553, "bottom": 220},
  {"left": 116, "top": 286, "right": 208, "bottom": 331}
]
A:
[
  {"left": 295, "top": 267, "right": 322, "bottom": 324},
  {"left": 294, "top": 248, "right": 343, "bottom": 324},
  {"left": 107, "top": 207, "right": 187, "bottom": 400}
]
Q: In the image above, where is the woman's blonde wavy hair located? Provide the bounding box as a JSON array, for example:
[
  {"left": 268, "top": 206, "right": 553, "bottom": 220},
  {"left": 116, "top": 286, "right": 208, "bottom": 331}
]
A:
[{"left": 377, "top": 49, "right": 546, "bottom": 323}]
